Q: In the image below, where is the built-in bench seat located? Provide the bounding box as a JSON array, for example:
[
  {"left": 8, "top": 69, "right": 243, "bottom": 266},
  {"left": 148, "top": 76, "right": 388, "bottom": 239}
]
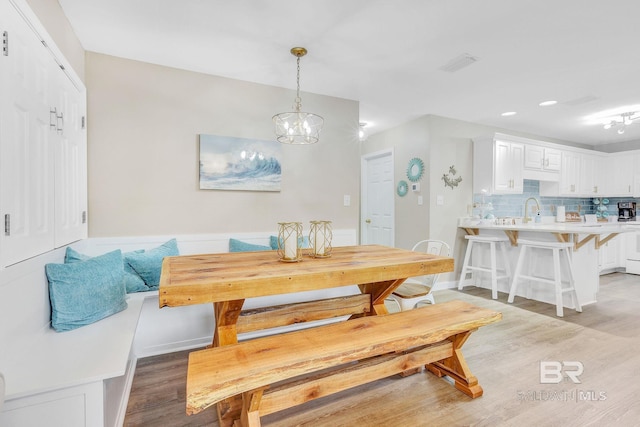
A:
[
  {"left": 187, "top": 300, "right": 502, "bottom": 426},
  {"left": 0, "top": 293, "right": 145, "bottom": 427}
]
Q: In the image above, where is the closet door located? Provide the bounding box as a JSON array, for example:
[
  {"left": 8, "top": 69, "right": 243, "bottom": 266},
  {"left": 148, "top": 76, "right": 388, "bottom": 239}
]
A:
[
  {"left": 53, "top": 71, "right": 87, "bottom": 247},
  {"left": 0, "top": 1, "right": 55, "bottom": 267}
]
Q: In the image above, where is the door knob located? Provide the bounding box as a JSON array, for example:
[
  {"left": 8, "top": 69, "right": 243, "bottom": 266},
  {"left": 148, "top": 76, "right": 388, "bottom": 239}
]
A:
[{"left": 365, "top": 219, "right": 371, "bottom": 224}]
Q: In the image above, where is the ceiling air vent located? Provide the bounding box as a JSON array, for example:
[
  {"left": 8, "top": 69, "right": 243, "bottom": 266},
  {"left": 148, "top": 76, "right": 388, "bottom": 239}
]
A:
[
  {"left": 438, "top": 53, "right": 479, "bottom": 73},
  {"left": 561, "top": 95, "right": 600, "bottom": 106}
]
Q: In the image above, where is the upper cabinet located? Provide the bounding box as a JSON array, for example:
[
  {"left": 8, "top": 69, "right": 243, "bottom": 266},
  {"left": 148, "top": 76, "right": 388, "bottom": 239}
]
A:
[
  {"left": 0, "top": 0, "right": 87, "bottom": 267},
  {"left": 476, "top": 133, "right": 632, "bottom": 198},
  {"left": 579, "top": 152, "right": 605, "bottom": 196},
  {"left": 558, "top": 151, "right": 581, "bottom": 195},
  {"left": 473, "top": 135, "right": 524, "bottom": 194},
  {"left": 524, "top": 145, "right": 561, "bottom": 172}
]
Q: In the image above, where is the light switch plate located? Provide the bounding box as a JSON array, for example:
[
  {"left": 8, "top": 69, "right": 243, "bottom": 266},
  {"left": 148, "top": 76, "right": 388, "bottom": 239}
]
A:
[
  {"left": 436, "top": 195, "right": 444, "bottom": 205},
  {"left": 343, "top": 195, "right": 351, "bottom": 206}
]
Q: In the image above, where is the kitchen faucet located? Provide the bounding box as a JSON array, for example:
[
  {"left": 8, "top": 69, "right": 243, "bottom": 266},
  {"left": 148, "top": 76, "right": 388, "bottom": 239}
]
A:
[{"left": 523, "top": 197, "right": 541, "bottom": 223}]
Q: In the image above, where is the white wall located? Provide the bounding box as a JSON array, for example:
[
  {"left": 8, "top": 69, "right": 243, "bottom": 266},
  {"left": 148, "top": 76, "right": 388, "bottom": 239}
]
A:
[
  {"left": 361, "top": 116, "right": 431, "bottom": 250},
  {"left": 85, "top": 52, "right": 361, "bottom": 238}
]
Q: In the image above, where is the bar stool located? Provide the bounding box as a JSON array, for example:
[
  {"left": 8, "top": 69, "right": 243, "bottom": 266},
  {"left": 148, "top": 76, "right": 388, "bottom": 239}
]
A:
[
  {"left": 507, "top": 239, "right": 582, "bottom": 317},
  {"left": 458, "top": 235, "right": 512, "bottom": 299}
]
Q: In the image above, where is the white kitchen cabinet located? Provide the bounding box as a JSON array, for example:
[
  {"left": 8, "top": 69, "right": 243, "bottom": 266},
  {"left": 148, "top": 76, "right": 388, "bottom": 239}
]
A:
[
  {"left": 558, "top": 151, "right": 581, "bottom": 196},
  {"left": 632, "top": 153, "right": 640, "bottom": 197},
  {"left": 524, "top": 145, "right": 561, "bottom": 172},
  {"left": 579, "top": 153, "right": 605, "bottom": 196},
  {"left": 598, "top": 237, "right": 623, "bottom": 274},
  {"left": 0, "top": 0, "right": 87, "bottom": 267},
  {"left": 606, "top": 153, "right": 634, "bottom": 196},
  {"left": 473, "top": 135, "right": 523, "bottom": 195}
]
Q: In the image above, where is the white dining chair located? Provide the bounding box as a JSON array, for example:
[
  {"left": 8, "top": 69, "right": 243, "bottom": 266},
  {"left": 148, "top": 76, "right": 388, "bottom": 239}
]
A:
[{"left": 387, "top": 239, "right": 451, "bottom": 311}]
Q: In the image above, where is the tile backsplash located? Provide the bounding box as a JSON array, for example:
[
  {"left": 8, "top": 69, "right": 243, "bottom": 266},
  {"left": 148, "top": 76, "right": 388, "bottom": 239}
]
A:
[{"left": 473, "top": 180, "right": 637, "bottom": 219}]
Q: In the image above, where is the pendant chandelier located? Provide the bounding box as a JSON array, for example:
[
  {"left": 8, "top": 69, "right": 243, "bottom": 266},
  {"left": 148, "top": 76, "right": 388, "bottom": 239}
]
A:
[{"left": 273, "top": 47, "right": 324, "bottom": 144}]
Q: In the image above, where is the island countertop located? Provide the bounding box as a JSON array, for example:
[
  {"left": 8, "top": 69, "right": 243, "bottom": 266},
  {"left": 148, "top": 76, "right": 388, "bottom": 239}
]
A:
[{"left": 458, "top": 218, "right": 640, "bottom": 250}]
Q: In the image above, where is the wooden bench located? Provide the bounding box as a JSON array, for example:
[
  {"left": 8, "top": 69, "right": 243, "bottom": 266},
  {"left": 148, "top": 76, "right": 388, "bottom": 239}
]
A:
[{"left": 186, "top": 300, "right": 502, "bottom": 426}]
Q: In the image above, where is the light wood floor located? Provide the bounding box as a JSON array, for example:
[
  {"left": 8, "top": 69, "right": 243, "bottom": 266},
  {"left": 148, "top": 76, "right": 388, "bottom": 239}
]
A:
[{"left": 124, "top": 272, "right": 640, "bottom": 426}]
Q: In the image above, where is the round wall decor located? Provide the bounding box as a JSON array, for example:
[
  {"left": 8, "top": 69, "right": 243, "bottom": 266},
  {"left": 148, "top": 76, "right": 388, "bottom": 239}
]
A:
[
  {"left": 406, "top": 157, "right": 424, "bottom": 182},
  {"left": 397, "top": 180, "right": 408, "bottom": 197}
]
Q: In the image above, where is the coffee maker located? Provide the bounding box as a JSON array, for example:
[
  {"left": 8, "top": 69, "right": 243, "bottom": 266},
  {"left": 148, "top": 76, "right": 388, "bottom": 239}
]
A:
[{"left": 618, "top": 201, "right": 636, "bottom": 222}]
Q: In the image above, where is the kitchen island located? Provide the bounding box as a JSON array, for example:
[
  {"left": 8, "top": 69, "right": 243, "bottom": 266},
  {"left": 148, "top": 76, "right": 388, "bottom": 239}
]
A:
[{"left": 457, "top": 219, "right": 636, "bottom": 308}]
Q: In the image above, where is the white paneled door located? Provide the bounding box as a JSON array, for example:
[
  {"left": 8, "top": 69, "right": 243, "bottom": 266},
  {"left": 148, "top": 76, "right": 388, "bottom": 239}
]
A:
[
  {"left": 361, "top": 149, "right": 394, "bottom": 246},
  {"left": 0, "top": 0, "right": 87, "bottom": 267},
  {"left": 0, "top": 1, "right": 56, "bottom": 266}
]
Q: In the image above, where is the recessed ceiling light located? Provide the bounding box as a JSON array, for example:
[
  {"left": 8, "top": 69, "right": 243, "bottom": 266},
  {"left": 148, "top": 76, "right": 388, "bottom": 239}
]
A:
[
  {"left": 539, "top": 100, "right": 557, "bottom": 107},
  {"left": 501, "top": 111, "right": 517, "bottom": 117}
]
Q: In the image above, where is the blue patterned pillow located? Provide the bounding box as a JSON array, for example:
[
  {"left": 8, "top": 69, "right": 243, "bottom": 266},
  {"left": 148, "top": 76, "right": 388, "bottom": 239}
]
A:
[
  {"left": 65, "top": 247, "right": 148, "bottom": 293},
  {"left": 124, "top": 239, "right": 179, "bottom": 290},
  {"left": 229, "top": 238, "right": 272, "bottom": 252},
  {"left": 46, "top": 250, "right": 127, "bottom": 332}
]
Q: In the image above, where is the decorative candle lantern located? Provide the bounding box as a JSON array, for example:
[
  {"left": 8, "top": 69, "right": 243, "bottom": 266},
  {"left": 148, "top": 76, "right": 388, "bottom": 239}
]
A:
[
  {"left": 277, "top": 222, "right": 303, "bottom": 262},
  {"left": 309, "top": 220, "right": 332, "bottom": 257}
]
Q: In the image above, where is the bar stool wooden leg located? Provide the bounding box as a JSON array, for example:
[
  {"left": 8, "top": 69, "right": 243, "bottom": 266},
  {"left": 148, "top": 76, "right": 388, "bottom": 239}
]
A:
[
  {"left": 553, "top": 247, "right": 564, "bottom": 317},
  {"left": 507, "top": 245, "right": 527, "bottom": 304},
  {"left": 563, "top": 248, "right": 582, "bottom": 313},
  {"left": 458, "top": 240, "right": 474, "bottom": 290},
  {"left": 490, "top": 242, "right": 498, "bottom": 299}
]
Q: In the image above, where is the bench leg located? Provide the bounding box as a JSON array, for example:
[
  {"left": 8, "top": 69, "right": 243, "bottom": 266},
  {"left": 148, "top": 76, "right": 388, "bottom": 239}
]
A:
[
  {"left": 213, "top": 300, "right": 246, "bottom": 427},
  {"left": 425, "top": 330, "right": 483, "bottom": 398},
  {"left": 239, "top": 388, "right": 266, "bottom": 427}
]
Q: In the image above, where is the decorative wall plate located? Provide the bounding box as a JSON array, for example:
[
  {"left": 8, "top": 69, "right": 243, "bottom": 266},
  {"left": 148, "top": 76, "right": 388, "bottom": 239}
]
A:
[
  {"left": 397, "top": 180, "right": 408, "bottom": 197},
  {"left": 406, "top": 157, "right": 424, "bottom": 182}
]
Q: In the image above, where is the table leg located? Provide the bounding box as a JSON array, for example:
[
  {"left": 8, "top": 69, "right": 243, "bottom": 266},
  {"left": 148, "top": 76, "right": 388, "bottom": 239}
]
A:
[
  {"left": 213, "top": 299, "right": 245, "bottom": 427},
  {"left": 425, "top": 330, "right": 484, "bottom": 398},
  {"left": 358, "top": 278, "right": 407, "bottom": 316}
]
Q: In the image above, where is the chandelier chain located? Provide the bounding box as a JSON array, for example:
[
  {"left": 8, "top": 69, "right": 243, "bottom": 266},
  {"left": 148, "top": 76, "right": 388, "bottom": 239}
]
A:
[{"left": 295, "top": 56, "right": 302, "bottom": 111}]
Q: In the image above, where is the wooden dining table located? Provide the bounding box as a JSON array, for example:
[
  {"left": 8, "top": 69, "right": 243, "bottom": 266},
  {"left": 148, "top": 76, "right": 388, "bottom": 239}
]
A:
[{"left": 159, "top": 244, "right": 454, "bottom": 426}]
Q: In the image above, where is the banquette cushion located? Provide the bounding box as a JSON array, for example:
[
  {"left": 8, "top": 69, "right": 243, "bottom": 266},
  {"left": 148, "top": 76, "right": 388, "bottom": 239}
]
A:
[
  {"left": 65, "top": 247, "right": 148, "bottom": 293},
  {"left": 124, "top": 238, "right": 179, "bottom": 290},
  {"left": 229, "top": 238, "right": 272, "bottom": 252},
  {"left": 45, "top": 250, "right": 127, "bottom": 332}
]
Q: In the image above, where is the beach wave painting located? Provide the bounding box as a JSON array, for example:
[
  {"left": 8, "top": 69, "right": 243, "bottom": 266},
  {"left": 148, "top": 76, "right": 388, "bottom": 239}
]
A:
[{"left": 199, "top": 134, "right": 282, "bottom": 191}]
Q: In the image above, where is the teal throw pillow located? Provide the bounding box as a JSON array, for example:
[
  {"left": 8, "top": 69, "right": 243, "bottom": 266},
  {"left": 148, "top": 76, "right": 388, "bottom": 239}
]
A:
[
  {"left": 65, "top": 247, "right": 148, "bottom": 293},
  {"left": 229, "top": 238, "right": 272, "bottom": 252},
  {"left": 124, "top": 239, "right": 179, "bottom": 290},
  {"left": 46, "top": 250, "right": 127, "bottom": 332}
]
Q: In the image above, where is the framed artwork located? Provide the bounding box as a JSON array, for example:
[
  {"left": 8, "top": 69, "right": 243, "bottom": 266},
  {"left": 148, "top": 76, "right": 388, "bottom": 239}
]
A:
[{"left": 199, "top": 134, "right": 282, "bottom": 191}]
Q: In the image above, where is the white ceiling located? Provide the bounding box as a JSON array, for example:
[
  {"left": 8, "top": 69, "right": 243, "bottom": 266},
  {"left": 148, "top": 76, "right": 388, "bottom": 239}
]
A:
[{"left": 58, "top": 0, "right": 640, "bottom": 146}]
